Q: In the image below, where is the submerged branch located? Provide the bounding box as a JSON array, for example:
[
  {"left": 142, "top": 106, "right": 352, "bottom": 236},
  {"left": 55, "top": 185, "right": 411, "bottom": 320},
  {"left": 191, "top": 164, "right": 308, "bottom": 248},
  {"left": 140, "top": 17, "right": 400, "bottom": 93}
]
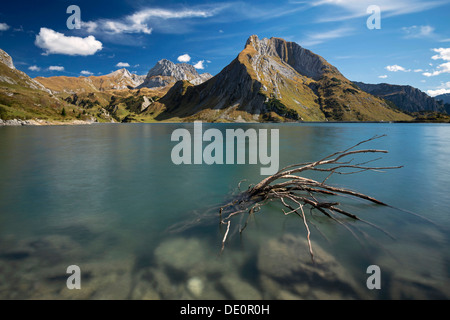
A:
[{"left": 216, "top": 135, "right": 403, "bottom": 260}]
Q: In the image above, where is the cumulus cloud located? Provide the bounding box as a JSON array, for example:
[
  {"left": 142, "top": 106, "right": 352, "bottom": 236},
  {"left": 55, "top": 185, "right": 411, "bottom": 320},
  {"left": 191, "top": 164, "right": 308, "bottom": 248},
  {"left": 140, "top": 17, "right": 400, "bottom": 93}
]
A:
[
  {"left": 28, "top": 65, "right": 41, "bottom": 72},
  {"left": 432, "top": 48, "right": 450, "bottom": 61},
  {"left": 81, "top": 70, "right": 93, "bottom": 76},
  {"left": 35, "top": 28, "right": 102, "bottom": 56},
  {"left": 49, "top": 66, "right": 64, "bottom": 71},
  {"left": 0, "top": 23, "right": 10, "bottom": 31},
  {"left": 116, "top": 62, "right": 130, "bottom": 67},
  {"left": 386, "top": 65, "right": 410, "bottom": 72},
  {"left": 193, "top": 60, "right": 205, "bottom": 70},
  {"left": 427, "top": 81, "right": 450, "bottom": 97},
  {"left": 378, "top": 75, "right": 388, "bottom": 79},
  {"left": 177, "top": 54, "right": 191, "bottom": 63}
]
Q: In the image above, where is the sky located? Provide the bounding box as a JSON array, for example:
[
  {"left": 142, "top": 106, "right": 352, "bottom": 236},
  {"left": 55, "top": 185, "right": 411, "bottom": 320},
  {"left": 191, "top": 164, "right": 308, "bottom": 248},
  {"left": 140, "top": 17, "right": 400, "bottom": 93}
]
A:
[{"left": 0, "top": 0, "right": 449, "bottom": 97}]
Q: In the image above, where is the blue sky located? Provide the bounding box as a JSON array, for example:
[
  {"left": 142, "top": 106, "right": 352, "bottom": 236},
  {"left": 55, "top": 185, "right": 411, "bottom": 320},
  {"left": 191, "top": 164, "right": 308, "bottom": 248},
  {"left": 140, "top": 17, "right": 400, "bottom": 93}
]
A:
[{"left": 0, "top": 0, "right": 449, "bottom": 96}]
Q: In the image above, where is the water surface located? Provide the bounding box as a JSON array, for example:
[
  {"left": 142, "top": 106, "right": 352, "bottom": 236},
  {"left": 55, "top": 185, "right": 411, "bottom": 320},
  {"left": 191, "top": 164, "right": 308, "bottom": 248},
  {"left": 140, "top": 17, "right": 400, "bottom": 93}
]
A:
[{"left": 0, "top": 123, "right": 449, "bottom": 299}]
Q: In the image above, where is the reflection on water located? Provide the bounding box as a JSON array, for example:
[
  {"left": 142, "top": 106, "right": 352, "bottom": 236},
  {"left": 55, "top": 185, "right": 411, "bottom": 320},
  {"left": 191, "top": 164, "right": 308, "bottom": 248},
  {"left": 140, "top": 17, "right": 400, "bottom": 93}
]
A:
[{"left": 0, "top": 123, "right": 449, "bottom": 299}]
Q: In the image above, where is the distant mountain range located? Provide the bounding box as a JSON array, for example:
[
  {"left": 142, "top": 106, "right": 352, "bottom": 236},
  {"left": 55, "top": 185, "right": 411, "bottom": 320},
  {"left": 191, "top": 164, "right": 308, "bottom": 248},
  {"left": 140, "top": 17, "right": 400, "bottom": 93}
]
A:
[
  {"left": 435, "top": 93, "right": 450, "bottom": 104},
  {"left": 1, "top": 37, "right": 449, "bottom": 124},
  {"left": 353, "top": 82, "right": 449, "bottom": 114}
]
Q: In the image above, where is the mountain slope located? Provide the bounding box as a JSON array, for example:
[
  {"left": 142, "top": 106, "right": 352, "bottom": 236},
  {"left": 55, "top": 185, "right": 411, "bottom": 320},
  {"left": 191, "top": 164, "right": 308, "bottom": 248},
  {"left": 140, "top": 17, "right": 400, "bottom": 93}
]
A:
[
  {"left": 155, "top": 36, "right": 411, "bottom": 122},
  {"left": 354, "top": 82, "right": 447, "bottom": 114},
  {"left": 138, "top": 59, "right": 212, "bottom": 89},
  {"left": 0, "top": 48, "right": 72, "bottom": 120},
  {"left": 35, "top": 69, "right": 146, "bottom": 94}
]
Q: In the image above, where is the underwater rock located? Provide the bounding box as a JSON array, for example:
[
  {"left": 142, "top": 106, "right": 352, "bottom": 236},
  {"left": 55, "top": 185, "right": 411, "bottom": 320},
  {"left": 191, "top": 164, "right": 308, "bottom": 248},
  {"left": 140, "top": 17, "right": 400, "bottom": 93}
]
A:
[
  {"left": 1, "top": 235, "right": 85, "bottom": 265},
  {"left": 154, "top": 237, "right": 222, "bottom": 277},
  {"left": 257, "top": 234, "right": 361, "bottom": 299},
  {"left": 219, "top": 275, "right": 262, "bottom": 300},
  {"left": 187, "top": 277, "right": 204, "bottom": 298}
]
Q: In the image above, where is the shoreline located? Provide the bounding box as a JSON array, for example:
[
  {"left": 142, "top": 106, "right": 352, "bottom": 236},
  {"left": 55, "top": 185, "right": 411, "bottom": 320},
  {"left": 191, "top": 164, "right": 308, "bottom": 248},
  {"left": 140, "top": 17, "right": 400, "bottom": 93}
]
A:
[
  {"left": 0, "top": 118, "right": 98, "bottom": 126},
  {"left": 1, "top": 118, "right": 450, "bottom": 127}
]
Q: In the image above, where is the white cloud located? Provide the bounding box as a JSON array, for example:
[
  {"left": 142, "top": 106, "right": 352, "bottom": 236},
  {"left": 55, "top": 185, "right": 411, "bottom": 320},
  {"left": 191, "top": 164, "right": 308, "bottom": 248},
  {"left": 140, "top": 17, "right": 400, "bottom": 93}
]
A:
[
  {"left": 86, "top": 7, "right": 220, "bottom": 35},
  {"left": 423, "top": 62, "right": 450, "bottom": 77},
  {"left": 28, "top": 65, "right": 41, "bottom": 72},
  {"left": 423, "top": 48, "right": 450, "bottom": 77},
  {"left": 378, "top": 75, "right": 388, "bottom": 79},
  {"left": 193, "top": 60, "right": 205, "bottom": 70},
  {"left": 313, "top": 0, "right": 447, "bottom": 22},
  {"left": 116, "top": 62, "right": 130, "bottom": 67},
  {"left": 81, "top": 21, "right": 98, "bottom": 33},
  {"left": 386, "top": 65, "right": 410, "bottom": 72},
  {"left": 431, "top": 48, "right": 450, "bottom": 61},
  {"left": 35, "top": 27, "right": 102, "bottom": 56},
  {"left": 49, "top": 66, "right": 64, "bottom": 72},
  {"left": 301, "top": 27, "right": 354, "bottom": 46},
  {"left": 0, "top": 23, "right": 10, "bottom": 31},
  {"left": 402, "top": 25, "right": 436, "bottom": 39},
  {"left": 427, "top": 81, "right": 450, "bottom": 97},
  {"left": 177, "top": 54, "right": 191, "bottom": 63},
  {"left": 414, "top": 69, "right": 424, "bottom": 72},
  {"left": 81, "top": 70, "right": 93, "bottom": 76}
]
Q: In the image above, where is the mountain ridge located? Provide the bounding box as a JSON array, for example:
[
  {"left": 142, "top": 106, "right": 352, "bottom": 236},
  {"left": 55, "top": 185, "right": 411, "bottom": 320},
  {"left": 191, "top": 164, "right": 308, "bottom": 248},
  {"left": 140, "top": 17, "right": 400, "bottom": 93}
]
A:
[{"left": 354, "top": 81, "right": 448, "bottom": 114}]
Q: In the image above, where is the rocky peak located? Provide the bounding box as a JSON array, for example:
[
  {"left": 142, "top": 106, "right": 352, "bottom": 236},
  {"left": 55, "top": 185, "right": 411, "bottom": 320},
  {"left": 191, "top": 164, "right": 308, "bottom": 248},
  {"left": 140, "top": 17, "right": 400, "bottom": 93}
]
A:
[
  {"left": 0, "top": 48, "right": 15, "bottom": 69},
  {"left": 146, "top": 59, "right": 199, "bottom": 80},
  {"left": 110, "top": 68, "right": 133, "bottom": 78},
  {"left": 244, "top": 35, "right": 339, "bottom": 80},
  {"left": 139, "top": 59, "right": 211, "bottom": 89}
]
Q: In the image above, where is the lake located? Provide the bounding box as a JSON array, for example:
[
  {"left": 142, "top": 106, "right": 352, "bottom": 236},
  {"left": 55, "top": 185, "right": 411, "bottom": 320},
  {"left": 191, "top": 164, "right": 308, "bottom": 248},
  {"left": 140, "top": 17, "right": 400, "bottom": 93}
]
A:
[{"left": 0, "top": 123, "right": 449, "bottom": 300}]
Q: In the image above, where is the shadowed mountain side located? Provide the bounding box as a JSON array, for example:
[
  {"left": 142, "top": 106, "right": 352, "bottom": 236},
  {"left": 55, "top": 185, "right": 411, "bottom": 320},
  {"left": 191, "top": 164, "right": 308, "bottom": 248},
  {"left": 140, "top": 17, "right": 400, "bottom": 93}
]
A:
[{"left": 354, "top": 82, "right": 448, "bottom": 114}]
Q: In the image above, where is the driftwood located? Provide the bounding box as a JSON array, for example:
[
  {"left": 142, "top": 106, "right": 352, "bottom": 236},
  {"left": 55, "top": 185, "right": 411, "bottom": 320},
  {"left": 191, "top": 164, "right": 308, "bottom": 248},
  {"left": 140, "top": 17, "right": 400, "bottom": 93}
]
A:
[
  {"left": 217, "top": 135, "right": 406, "bottom": 260},
  {"left": 169, "top": 135, "right": 410, "bottom": 261}
]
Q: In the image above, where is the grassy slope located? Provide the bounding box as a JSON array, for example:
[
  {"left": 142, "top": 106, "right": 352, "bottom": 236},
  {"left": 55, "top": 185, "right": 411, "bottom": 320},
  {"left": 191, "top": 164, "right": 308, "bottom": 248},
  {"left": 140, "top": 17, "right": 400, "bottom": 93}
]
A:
[{"left": 0, "top": 63, "right": 82, "bottom": 121}]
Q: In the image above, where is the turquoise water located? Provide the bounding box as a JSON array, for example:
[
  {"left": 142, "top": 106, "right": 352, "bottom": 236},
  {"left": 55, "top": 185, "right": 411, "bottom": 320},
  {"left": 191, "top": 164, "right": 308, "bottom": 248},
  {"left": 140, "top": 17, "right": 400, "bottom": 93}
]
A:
[{"left": 0, "top": 123, "right": 449, "bottom": 299}]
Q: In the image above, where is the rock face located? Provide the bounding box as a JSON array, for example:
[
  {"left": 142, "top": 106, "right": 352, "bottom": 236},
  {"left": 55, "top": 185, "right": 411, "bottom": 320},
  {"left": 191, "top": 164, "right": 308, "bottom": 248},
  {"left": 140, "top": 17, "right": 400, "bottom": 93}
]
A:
[
  {"left": 0, "top": 49, "right": 15, "bottom": 69},
  {"left": 138, "top": 59, "right": 212, "bottom": 89},
  {"left": 107, "top": 68, "right": 146, "bottom": 90},
  {"left": 155, "top": 35, "right": 411, "bottom": 122},
  {"left": 354, "top": 82, "right": 448, "bottom": 114},
  {"left": 245, "top": 35, "right": 339, "bottom": 81}
]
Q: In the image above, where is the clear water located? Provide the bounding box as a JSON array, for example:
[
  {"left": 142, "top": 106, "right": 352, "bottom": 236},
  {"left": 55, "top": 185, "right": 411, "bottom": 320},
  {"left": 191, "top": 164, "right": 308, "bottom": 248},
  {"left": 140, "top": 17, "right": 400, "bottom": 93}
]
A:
[{"left": 0, "top": 123, "right": 449, "bottom": 300}]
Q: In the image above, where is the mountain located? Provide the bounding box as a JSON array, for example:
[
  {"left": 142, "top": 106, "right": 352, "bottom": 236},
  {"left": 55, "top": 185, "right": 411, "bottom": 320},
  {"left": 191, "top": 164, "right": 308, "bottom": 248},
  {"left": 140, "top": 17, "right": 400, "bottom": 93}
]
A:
[
  {"left": 154, "top": 35, "right": 411, "bottom": 122},
  {"left": 354, "top": 82, "right": 447, "bottom": 114},
  {"left": 435, "top": 93, "right": 450, "bottom": 104},
  {"left": 35, "top": 68, "right": 146, "bottom": 94},
  {"left": 138, "top": 59, "right": 212, "bottom": 89}
]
